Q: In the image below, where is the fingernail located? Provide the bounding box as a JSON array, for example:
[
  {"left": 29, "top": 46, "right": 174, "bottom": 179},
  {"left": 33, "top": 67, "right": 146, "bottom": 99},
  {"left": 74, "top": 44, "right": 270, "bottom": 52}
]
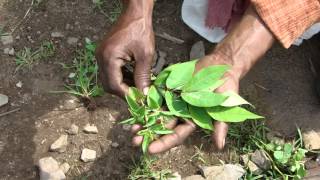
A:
[{"left": 143, "top": 87, "right": 149, "bottom": 95}]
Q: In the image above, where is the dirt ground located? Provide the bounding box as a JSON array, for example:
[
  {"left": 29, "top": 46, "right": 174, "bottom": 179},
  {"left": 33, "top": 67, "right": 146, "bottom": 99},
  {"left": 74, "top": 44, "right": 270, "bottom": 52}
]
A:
[{"left": 1, "top": 0, "right": 320, "bottom": 179}]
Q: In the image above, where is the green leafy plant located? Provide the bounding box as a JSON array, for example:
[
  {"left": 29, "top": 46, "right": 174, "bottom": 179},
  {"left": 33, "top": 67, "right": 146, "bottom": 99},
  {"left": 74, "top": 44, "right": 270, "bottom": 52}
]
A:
[
  {"left": 58, "top": 38, "right": 104, "bottom": 100},
  {"left": 15, "top": 41, "right": 55, "bottom": 71},
  {"left": 122, "top": 60, "right": 263, "bottom": 153}
]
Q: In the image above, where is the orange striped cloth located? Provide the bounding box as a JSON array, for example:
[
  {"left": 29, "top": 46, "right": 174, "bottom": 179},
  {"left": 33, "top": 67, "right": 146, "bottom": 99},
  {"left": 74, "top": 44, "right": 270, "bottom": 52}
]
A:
[{"left": 251, "top": 0, "right": 320, "bottom": 48}]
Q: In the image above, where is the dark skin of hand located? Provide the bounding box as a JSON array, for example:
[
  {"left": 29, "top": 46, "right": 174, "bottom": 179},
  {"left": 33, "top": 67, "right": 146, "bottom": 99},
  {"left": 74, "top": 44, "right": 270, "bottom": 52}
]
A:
[{"left": 96, "top": 0, "right": 275, "bottom": 154}]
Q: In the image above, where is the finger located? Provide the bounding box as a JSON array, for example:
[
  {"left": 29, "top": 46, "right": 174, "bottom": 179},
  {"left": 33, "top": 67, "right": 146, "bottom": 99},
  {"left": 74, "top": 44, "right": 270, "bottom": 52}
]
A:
[
  {"left": 134, "top": 52, "right": 154, "bottom": 94},
  {"left": 148, "top": 120, "right": 196, "bottom": 154},
  {"left": 99, "top": 56, "right": 129, "bottom": 97},
  {"left": 131, "top": 119, "right": 178, "bottom": 147},
  {"left": 212, "top": 121, "right": 228, "bottom": 150}
]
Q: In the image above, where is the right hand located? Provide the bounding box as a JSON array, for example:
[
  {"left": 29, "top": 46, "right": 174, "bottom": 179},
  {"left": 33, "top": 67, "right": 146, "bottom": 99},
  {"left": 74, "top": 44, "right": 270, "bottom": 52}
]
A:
[{"left": 96, "top": 1, "right": 155, "bottom": 97}]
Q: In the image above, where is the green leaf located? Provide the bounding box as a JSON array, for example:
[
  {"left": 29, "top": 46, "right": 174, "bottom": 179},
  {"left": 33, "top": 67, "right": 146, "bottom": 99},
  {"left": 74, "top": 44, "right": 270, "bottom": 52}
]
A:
[
  {"left": 181, "top": 91, "right": 227, "bottom": 107},
  {"left": 147, "top": 85, "right": 163, "bottom": 109},
  {"left": 154, "top": 70, "right": 170, "bottom": 87},
  {"left": 283, "top": 143, "right": 293, "bottom": 155},
  {"left": 189, "top": 105, "right": 213, "bottom": 130},
  {"left": 154, "top": 129, "right": 174, "bottom": 135},
  {"left": 144, "top": 116, "right": 158, "bottom": 127},
  {"left": 165, "top": 91, "right": 191, "bottom": 118},
  {"left": 166, "top": 60, "right": 196, "bottom": 89},
  {"left": 183, "top": 65, "right": 229, "bottom": 92},
  {"left": 120, "top": 118, "right": 135, "bottom": 124},
  {"left": 126, "top": 87, "right": 144, "bottom": 110},
  {"left": 206, "top": 106, "right": 264, "bottom": 122},
  {"left": 142, "top": 134, "right": 151, "bottom": 154},
  {"left": 294, "top": 148, "right": 307, "bottom": 161},
  {"left": 221, "top": 91, "right": 253, "bottom": 107},
  {"left": 274, "top": 150, "right": 284, "bottom": 162}
]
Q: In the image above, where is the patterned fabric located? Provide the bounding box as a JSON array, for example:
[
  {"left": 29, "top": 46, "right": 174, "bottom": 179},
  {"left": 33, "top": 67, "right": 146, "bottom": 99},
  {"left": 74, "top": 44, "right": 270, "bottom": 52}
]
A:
[{"left": 251, "top": 0, "right": 320, "bottom": 48}]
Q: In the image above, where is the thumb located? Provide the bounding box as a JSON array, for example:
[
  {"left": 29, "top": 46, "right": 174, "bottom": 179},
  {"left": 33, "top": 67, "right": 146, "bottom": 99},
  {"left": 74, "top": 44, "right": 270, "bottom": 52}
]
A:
[
  {"left": 134, "top": 53, "right": 153, "bottom": 94},
  {"left": 212, "top": 121, "right": 229, "bottom": 150}
]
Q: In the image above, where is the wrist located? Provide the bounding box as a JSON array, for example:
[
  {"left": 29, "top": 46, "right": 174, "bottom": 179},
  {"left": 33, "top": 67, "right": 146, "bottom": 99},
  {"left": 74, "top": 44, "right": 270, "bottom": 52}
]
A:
[{"left": 123, "top": 0, "right": 154, "bottom": 21}]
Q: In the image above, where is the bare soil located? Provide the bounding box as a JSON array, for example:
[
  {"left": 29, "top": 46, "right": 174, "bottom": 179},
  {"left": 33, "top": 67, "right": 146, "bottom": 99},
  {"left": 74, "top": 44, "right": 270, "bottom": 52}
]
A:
[{"left": 1, "top": 0, "right": 320, "bottom": 179}]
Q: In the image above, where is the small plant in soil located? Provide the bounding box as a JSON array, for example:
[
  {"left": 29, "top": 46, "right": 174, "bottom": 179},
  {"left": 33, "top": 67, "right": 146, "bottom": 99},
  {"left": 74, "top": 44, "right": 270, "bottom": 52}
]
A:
[
  {"left": 15, "top": 40, "right": 55, "bottom": 72},
  {"left": 230, "top": 121, "right": 314, "bottom": 179},
  {"left": 93, "top": 0, "right": 122, "bottom": 23},
  {"left": 121, "top": 60, "right": 263, "bottom": 153},
  {"left": 57, "top": 38, "right": 104, "bottom": 109},
  {"left": 128, "top": 156, "right": 174, "bottom": 180}
]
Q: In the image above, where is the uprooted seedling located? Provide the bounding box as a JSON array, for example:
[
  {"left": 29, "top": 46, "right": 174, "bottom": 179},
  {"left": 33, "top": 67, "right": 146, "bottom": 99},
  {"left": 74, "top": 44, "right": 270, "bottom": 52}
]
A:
[
  {"left": 56, "top": 38, "right": 104, "bottom": 110},
  {"left": 121, "top": 60, "right": 263, "bottom": 153}
]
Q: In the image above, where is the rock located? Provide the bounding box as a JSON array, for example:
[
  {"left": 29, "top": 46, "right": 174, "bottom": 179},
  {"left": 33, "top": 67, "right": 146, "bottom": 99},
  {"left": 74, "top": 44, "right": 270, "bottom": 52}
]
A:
[
  {"left": 16, "top": 81, "right": 23, "bottom": 88},
  {"left": 67, "top": 37, "right": 79, "bottom": 45},
  {"left": 0, "top": 94, "right": 8, "bottom": 107},
  {"left": 190, "top": 41, "right": 205, "bottom": 60},
  {"left": 122, "top": 124, "right": 131, "bottom": 131},
  {"left": 1, "top": 35, "right": 13, "bottom": 45},
  {"left": 303, "top": 130, "right": 320, "bottom": 150},
  {"left": 80, "top": 148, "right": 96, "bottom": 162},
  {"left": 66, "top": 124, "right": 78, "bottom": 135},
  {"left": 83, "top": 124, "right": 98, "bottom": 134},
  {"left": 183, "top": 175, "right": 205, "bottom": 180},
  {"left": 51, "top": 32, "right": 64, "bottom": 38},
  {"left": 38, "top": 157, "right": 66, "bottom": 180},
  {"left": 50, "top": 135, "right": 68, "bottom": 153},
  {"left": 247, "top": 160, "right": 262, "bottom": 175},
  {"left": 168, "top": 172, "right": 182, "bottom": 180},
  {"left": 3, "top": 47, "right": 14, "bottom": 55},
  {"left": 251, "top": 150, "right": 271, "bottom": 170},
  {"left": 200, "top": 164, "right": 245, "bottom": 180},
  {"left": 68, "top": 73, "right": 76, "bottom": 78},
  {"left": 111, "top": 142, "right": 119, "bottom": 148},
  {"left": 59, "top": 162, "right": 70, "bottom": 174},
  {"left": 241, "top": 154, "right": 262, "bottom": 175}
]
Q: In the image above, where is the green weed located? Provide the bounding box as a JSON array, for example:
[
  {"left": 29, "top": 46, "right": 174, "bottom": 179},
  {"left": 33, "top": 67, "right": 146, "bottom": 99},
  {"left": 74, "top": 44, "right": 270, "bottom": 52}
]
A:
[
  {"left": 128, "top": 156, "right": 173, "bottom": 180},
  {"left": 93, "top": 0, "right": 122, "bottom": 23},
  {"left": 15, "top": 41, "right": 55, "bottom": 71},
  {"left": 58, "top": 38, "right": 104, "bottom": 99},
  {"left": 229, "top": 122, "right": 312, "bottom": 179}
]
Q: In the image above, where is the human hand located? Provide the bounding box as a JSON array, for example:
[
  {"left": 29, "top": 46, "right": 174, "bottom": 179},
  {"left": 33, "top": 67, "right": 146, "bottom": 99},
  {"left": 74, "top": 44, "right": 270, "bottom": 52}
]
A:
[
  {"left": 96, "top": 1, "right": 155, "bottom": 97},
  {"left": 131, "top": 5, "right": 274, "bottom": 154}
]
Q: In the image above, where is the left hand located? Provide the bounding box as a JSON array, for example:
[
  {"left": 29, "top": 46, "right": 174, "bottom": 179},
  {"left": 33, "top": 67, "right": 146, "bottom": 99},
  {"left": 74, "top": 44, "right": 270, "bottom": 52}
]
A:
[{"left": 131, "top": 54, "right": 241, "bottom": 153}]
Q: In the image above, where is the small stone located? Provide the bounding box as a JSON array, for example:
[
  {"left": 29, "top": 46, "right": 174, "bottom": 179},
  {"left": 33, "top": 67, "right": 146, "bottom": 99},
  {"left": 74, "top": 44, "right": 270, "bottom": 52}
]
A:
[
  {"left": 108, "top": 114, "right": 116, "bottom": 122},
  {"left": 168, "top": 172, "right": 181, "bottom": 180},
  {"left": 3, "top": 47, "right": 15, "bottom": 56},
  {"left": 66, "top": 124, "right": 78, "bottom": 135},
  {"left": 266, "top": 132, "right": 285, "bottom": 145},
  {"left": 37, "top": 31, "right": 41, "bottom": 35},
  {"left": 200, "top": 164, "right": 245, "bottom": 180},
  {"left": 38, "top": 157, "right": 66, "bottom": 180},
  {"left": 303, "top": 130, "right": 320, "bottom": 150},
  {"left": 251, "top": 150, "right": 271, "bottom": 170},
  {"left": 0, "top": 94, "right": 8, "bottom": 107},
  {"left": 51, "top": 32, "right": 64, "bottom": 38},
  {"left": 247, "top": 160, "right": 262, "bottom": 175},
  {"left": 81, "top": 148, "right": 96, "bottom": 162},
  {"left": 15, "top": 35, "right": 20, "bottom": 40},
  {"left": 67, "top": 37, "right": 79, "bottom": 45},
  {"left": 68, "top": 73, "right": 76, "bottom": 78},
  {"left": 1, "top": 35, "right": 13, "bottom": 45},
  {"left": 16, "top": 81, "right": 23, "bottom": 88},
  {"left": 122, "top": 124, "right": 131, "bottom": 131},
  {"left": 65, "top": 24, "right": 72, "bottom": 30},
  {"left": 240, "top": 154, "right": 250, "bottom": 165},
  {"left": 59, "top": 162, "right": 70, "bottom": 174},
  {"left": 50, "top": 135, "right": 68, "bottom": 153},
  {"left": 183, "top": 175, "right": 205, "bottom": 180},
  {"left": 111, "top": 142, "right": 119, "bottom": 148},
  {"left": 190, "top": 41, "right": 205, "bottom": 60},
  {"left": 83, "top": 124, "right": 98, "bottom": 134}
]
